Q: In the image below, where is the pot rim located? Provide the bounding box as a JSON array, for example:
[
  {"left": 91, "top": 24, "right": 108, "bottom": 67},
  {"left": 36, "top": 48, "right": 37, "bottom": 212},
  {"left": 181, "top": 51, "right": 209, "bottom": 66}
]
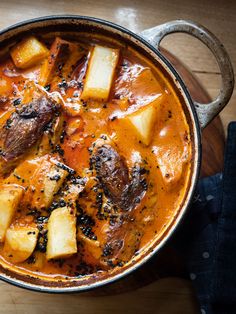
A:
[{"left": 0, "top": 14, "right": 201, "bottom": 293}]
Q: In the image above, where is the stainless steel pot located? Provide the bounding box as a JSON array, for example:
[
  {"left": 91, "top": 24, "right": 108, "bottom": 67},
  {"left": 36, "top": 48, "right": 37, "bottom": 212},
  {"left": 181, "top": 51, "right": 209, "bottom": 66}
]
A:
[{"left": 0, "top": 15, "right": 234, "bottom": 293}]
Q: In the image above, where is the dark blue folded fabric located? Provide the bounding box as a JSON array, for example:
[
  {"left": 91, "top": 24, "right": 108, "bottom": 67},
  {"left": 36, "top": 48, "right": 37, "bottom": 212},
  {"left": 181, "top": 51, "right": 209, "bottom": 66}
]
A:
[
  {"left": 174, "top": 122, "right": 236, "bottom": 314},
  {"left": 211, "top": 122, "right": 236, "bottom": 314}
]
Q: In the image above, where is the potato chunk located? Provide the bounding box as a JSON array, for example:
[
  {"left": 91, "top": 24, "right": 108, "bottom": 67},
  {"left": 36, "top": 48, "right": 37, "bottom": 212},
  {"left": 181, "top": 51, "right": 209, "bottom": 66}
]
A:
[
  {"left": 0, "top": 185, "right": 23, "bottom": 242},
  {"left": 28, "top": 157, "right": 68, "bottom": 209},
  {"left": 82, "top": 45, "right": 119, "bottom": 101},
  {"left": 46, "top": 207, "right": 77, "bottom": 260},
  {"left": 127, "top": 103, "right": 158, "bottom": 146},
  {"left": 10, "top": 36, "right": 49, "bottom": 69},
  {"left": 41, "top": 164, "right": 68, "bottom": 208},
  {"left": 3, "top": 226, "right": 39, "bottom": 263}
]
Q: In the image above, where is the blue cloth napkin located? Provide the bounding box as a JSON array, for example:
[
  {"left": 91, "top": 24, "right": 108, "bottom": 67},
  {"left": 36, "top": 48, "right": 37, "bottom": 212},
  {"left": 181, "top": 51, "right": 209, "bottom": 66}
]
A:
[{"left": 174, "top": 122, "right": 236, "bottom": 314}]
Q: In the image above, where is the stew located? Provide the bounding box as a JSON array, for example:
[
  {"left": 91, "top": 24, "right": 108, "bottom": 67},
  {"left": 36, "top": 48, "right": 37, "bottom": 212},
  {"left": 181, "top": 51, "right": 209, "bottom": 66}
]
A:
[{"left": 0, "top": 33, "right": 191, "bottom": 279}]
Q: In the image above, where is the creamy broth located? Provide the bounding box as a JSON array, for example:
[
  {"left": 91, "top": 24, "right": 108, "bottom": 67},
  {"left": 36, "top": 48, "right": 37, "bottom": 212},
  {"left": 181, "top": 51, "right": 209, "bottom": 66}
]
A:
[{"left": 0, "top": 33, "right": 191, "bottom": 279}]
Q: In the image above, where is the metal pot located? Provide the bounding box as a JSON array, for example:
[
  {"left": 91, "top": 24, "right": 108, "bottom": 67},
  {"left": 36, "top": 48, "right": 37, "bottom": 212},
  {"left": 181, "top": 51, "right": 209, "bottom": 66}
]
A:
[{"left": 0, "top": 15, "right": 234, "bottom": 293}]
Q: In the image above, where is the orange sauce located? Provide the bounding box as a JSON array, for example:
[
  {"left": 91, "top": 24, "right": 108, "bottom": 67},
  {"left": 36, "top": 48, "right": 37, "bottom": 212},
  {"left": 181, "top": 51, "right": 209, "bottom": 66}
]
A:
[{"left": 0, "top": 33, "right": 191, "bottom": 279}]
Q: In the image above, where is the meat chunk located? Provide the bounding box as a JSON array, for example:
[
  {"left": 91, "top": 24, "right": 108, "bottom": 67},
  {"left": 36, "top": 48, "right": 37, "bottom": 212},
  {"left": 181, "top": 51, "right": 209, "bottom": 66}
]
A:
[
  {"left": 94, "top": 145, "right": 129, "bottom": 203},
  {"left": 102, "top": 217, "right": 143, "bottom": 265},
  {"left": 79, "top": 145, "right": 148, "bottom": 265},
  {"left": 0, "top": 95, "right": 58, "bottom": 167},
  {"left": 93, "top": 145, "right": 146, "bottom": 211}
]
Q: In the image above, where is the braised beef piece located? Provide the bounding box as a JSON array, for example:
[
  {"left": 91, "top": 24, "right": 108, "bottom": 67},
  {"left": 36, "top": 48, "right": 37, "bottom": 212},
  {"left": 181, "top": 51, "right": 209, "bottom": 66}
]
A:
[
  {"left": 0, "top": 95, "right": 58, "bottom": 162},
  {"left": 93, "top": 145, "right": 146, "bottom": 211},
  {"left": 102, "top": 216, "right": 143, "bottom": 265},
  {"left": 94, "top": 145, "right": 129, "bottom": 203}
]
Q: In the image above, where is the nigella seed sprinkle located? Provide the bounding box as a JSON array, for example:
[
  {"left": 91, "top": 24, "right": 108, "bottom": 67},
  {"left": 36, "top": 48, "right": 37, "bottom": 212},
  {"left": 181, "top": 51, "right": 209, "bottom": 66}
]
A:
[{"left": 13, "top": 98, "right": 21, "bottom": 106}]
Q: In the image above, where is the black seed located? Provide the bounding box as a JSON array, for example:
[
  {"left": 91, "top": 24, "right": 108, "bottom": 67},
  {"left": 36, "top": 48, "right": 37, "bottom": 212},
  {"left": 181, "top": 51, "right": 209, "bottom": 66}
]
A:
[
  {"left": 56, "top": 162, "right": 75, "bottom": 175},
  {"left": 50, "top": 174, "right": 61, "bottom": 182},
  {"left": 102, "top": 244, "right": 113, "bottom": 257},
  {"left": 13, "top": 173, "right": 21, "bottom": 180},
  {"left": 5, "top": 118, "right": 13, "bottom": 129},
  {"left": 44, "top": 84, "right": 51, "bottom": 92},
  {"left": 53, "top": 144, "right": 64, "bottom": 156},
  {"left": 110, "top": 116, "right": 117, "bottom": 121},
  {"left": 13, "top": 98, "right": 21, "bottom": 106}
]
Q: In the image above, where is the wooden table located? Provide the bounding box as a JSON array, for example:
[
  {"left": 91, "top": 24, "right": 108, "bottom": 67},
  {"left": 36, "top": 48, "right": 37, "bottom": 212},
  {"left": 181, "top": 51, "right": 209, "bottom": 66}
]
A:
[{"left": 0, "top": 1, "right": 235, "bottom": 313}]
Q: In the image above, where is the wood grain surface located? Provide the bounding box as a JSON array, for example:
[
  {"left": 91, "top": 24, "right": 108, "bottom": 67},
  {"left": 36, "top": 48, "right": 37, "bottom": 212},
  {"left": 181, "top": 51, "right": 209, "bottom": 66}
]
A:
[{"left": 0, "top": 0, "right": 235, "bottom": 313}]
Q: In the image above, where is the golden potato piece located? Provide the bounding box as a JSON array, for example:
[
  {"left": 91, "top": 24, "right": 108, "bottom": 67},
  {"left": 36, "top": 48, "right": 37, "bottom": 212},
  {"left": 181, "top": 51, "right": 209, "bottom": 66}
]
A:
[
  {"left": 10, "top": 36, "right": 49, "bottom": 69},
  {"left": 127, "top": 103, "right": 158, "bottom": 146},
  {"left": 28, "top": 157, "right": 69, "bottom": 209},
  {"left": 42, "top": 164, "right": 68, "bottom": 208},
  {"left": 0, "top": 185, "right": 23, "bottom": 242},
  {"left": 3, "top": 226, "right": 39, "bottom": 263},
  {"left": 82, "top": 45, "right": 119, "bottom": 101},
  {"left": 46, "top": 207, "right": 77, "bottom": 260}
]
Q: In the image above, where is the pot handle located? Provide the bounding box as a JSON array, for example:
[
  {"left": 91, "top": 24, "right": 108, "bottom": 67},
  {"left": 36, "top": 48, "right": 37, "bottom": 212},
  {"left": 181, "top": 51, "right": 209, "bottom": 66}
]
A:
[{"left": 140, "top": 20, "right": 234, "bottom": 128}]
